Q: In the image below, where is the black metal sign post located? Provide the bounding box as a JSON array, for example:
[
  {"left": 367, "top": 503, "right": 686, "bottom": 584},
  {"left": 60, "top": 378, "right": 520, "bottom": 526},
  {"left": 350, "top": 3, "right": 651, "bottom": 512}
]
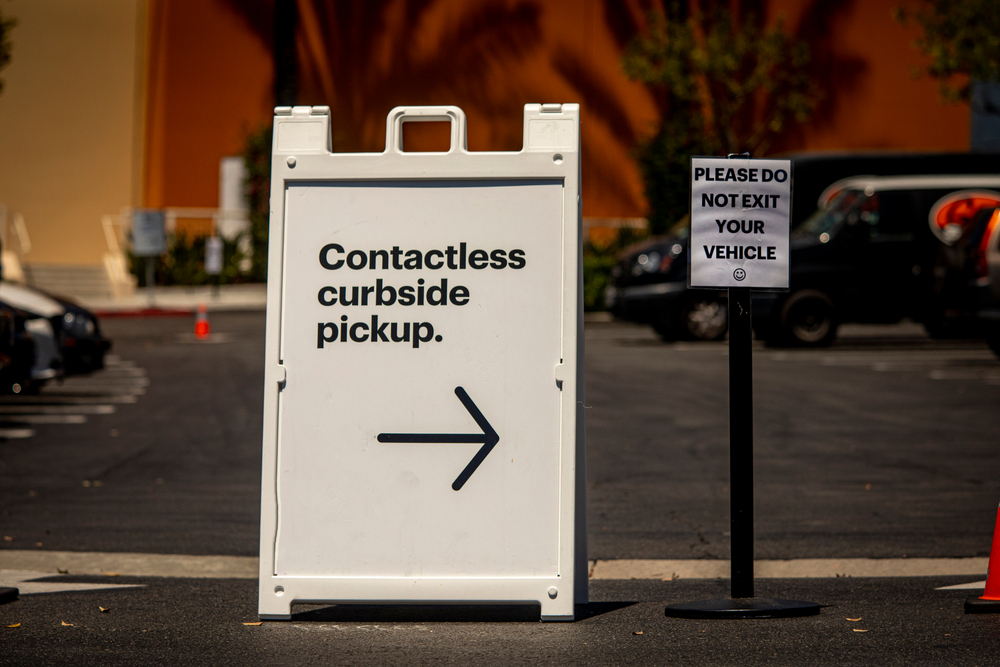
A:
[
  {"left": 728, "top": 286, "right": 755, "bottom": 599},
  {"left": 664, "top": 154, "right": 819, "bottom": 619}
]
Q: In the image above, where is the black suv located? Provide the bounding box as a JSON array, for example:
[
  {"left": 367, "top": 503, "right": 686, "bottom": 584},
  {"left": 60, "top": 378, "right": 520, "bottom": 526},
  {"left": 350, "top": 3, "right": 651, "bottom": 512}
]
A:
[{"left": 609, "top": 153, "right": 1000, "bottom": 345}]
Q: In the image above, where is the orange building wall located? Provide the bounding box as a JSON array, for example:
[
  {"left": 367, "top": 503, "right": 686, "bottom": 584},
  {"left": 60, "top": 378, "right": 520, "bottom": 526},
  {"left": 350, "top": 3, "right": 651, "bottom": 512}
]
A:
[
  {"left": 769, "top": 0, "right": 969, "bottom": 153},
  {"left": 0, "top": 0, "right": 145, "bottom": 266},
  {"left": 291, "top": 0, "right": 660, "bottom": 218},
  {"left": 144, "top": 0, "right": 973, "bottom": 218},
  {"left": 143, "top": 0, "right": 274, "bottom": 209}
]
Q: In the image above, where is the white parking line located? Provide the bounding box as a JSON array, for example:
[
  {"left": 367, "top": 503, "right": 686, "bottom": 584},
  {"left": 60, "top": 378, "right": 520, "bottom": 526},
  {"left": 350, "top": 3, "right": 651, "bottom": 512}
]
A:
[
  {"left": 0, "top": 414, "right": 87, "bottom": 424},
  {"left": 930, "top": 369, "right": 1000, "bottom": 380},
  {"left": 0, "top": 404, "right": 114, "bottom": 415},
  {"left": 175, "top": 332, "right": 235, "bottom": 344},
  {"left": 0, "top": 394, "right": 138, "bottom": 404},
  {"left": 46, "top": 385, "right": 146, "bottom": 395},
  {"left": 99, "top": 368, "right": 147, "bottom": 377},
  {"left": 63, "top": 377, "right": 150, "bottom": 388},
  {"left": 767, "top": 348, "right": 1000, "bottom": 384},
  {"left": 0, "top": 428, "right": 34, "bottom": 438},
  {"left": 937, "top": 581, "right": 986, "bottom": 590}
]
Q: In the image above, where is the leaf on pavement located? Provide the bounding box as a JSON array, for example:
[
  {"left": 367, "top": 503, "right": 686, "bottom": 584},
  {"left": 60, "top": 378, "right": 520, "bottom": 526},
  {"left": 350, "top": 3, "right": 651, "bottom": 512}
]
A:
[
  {"left": 61, "top": 621, "right": 74, "bottom": 626},
  {"left": 846, "top": 617, "right": 862, "bottom": 621},
  {"left": 853, "top": 628, "right": 868, "bottom": 632},
  {"left": 102, "top": 571, "right": 121, "bottom": 577},
  {"left": 57, "top": 568, "right": 68, "bottom": 574},
  {"left": 5, "top": 623, "right": 20, "bottom": 628},
  {"left": 632, "top": 630, "right": 643, "bottom": 635},
  {"left": 243, "top": 621, "right": 263, "bottom": 626},
  {"left": 99, "top": 607, "right": 110, "bottom": 613}
]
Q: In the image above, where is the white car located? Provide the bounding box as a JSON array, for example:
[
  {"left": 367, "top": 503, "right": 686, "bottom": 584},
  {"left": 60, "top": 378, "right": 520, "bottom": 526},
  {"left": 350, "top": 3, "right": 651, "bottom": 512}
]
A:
[{"left": 0, "top": 282, "right": 63, "bottom": 383}]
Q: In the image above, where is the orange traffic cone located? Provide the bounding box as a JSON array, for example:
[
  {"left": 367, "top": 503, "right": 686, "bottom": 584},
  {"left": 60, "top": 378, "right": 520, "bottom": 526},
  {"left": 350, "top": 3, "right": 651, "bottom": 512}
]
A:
[
  {"left": 966, "top": 503, "right": 1000, "bottom": 612},
  {"left": 194, "top": 303, "right": 211, "bottom": 340}
]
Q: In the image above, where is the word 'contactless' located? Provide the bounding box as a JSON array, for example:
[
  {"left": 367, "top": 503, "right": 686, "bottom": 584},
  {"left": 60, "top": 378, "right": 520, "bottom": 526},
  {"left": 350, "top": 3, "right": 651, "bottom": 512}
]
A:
[{"left": 320, "top": 243, "right": 526, "bottom": 270}]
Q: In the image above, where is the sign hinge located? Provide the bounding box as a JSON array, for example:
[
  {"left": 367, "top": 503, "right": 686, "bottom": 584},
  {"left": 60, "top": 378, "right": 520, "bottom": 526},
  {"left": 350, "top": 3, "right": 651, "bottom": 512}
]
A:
[
  {"left": 277, "top": 365, "right": 287, "bottom": 390},
  {"left": 554, "top": 362, "right": 565, "bottom": 390}
]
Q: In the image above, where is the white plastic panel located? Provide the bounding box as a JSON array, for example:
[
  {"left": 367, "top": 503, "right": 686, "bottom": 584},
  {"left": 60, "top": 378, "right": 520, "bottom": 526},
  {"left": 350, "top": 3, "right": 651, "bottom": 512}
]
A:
[{"left": 275, "top": 180, "right": 563, "bottom": 578}]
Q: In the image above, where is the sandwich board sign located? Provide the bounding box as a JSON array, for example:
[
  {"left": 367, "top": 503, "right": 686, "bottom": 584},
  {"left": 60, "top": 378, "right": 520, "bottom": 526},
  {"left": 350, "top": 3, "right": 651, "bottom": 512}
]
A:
[
  {"left": 258, "top": 104, "right": 586, "bottom": 621},
  {"left": 689, "top": 157, "right": 791, "bottom": 289}
]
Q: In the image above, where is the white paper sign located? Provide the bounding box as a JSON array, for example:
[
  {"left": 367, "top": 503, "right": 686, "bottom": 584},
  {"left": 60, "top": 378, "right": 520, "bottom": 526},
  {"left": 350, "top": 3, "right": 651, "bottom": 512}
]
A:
[
  {"left": 132, "top": 210, "right": 166, "bottom": 257},
  {"left": 689, "top": 157, "right": 791, "bottom": 289},
  {"left": 204, "top": 236, "right": 223, "bottom": 275}
]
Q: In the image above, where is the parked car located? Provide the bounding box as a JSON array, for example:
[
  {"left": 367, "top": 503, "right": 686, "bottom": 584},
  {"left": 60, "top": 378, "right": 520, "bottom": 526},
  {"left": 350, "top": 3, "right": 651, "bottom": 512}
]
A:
[
  {"left": 0, "top": 284, "right": 64, "bottom": 386},
  {"left": 610, "top": 171, "right": 1000, "bottom": 345},
  {"left": 753, "top": 175, "right": 1000, "bottom": 345},
  {"left": 0, "top": 282, "right": 111, "bottom": 383},
  {"left": 606, "top": 228, "right": 729, "bottom": 341},
  {"left": 968, "top": 207, "right": 1000, "bottom": 357},
  {"left": 0, "top": 302, "right": 36, "bottom": 394},
  {"left": 50, "top": 295, "right": 111, "bottom": 375},
  {"left": 609, "top": 153, "right": 1000, "bottom": 341},
  {"left": 785, "top": 151, "right": 1000, "bottom": 227}
]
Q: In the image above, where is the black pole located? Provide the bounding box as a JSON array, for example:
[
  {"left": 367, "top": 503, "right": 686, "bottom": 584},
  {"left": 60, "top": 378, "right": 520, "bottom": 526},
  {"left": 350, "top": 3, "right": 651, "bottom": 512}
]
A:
[{"left": 729, "top": 286, "right": 754, "bottom": 598}]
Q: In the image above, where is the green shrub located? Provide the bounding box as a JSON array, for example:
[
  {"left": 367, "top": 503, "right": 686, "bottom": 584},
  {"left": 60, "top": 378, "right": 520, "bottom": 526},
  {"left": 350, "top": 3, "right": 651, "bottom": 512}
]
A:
[{"left": 582, "top": 227, "right": 649, "bottom": 311}]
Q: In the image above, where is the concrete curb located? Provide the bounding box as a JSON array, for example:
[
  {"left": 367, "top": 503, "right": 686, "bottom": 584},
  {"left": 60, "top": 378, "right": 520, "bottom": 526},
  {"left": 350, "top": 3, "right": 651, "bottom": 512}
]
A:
[
  {"left": 0, "top": 551, "right": 988, "bottom": 581},
  {"left": 79, "top": 284, "right": 268, "bottom": 316}
]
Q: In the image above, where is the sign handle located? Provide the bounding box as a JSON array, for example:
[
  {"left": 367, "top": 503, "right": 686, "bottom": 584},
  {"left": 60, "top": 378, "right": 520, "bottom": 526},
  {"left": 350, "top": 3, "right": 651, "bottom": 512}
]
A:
[{"left": 385, "top": 106, "right": 468, "bottom": 155}]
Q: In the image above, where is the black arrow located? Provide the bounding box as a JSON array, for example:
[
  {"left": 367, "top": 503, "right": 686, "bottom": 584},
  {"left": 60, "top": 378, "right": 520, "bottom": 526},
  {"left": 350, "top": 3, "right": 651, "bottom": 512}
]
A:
[{"left": 377, "top": 386, "right": 500, "bottom": 491}]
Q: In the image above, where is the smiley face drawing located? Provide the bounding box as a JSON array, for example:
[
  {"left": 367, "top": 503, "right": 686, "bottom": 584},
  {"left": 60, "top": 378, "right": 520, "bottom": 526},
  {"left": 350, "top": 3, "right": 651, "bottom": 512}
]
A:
[{"left": 733, "top": 268, "right": 746, "bottom": 281}]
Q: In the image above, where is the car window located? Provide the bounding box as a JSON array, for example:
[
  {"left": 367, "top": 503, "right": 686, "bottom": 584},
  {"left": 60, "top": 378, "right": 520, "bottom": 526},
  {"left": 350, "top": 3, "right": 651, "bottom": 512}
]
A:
[
  {"left": 866, "top": 190, "right": 917, "bottom": 240},
  {"left": 794, "top": 189, "right": 866, "bottom": 239}
]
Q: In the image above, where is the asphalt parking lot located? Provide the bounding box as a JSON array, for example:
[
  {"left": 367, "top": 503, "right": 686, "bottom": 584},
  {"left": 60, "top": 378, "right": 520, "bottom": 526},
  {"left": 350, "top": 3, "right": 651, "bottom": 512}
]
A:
[{"left": 1, "top": 313, "right": 999, "bottom": 665}]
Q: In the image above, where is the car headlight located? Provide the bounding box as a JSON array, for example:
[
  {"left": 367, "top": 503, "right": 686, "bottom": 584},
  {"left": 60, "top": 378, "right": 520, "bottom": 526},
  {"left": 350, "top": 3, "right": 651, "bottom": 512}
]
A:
[
  {"left": 63, "top": 312, "right": 96, "bottom": 336},
  {"left": 632, "top": 251, "right": 662, "bottom": 276}
]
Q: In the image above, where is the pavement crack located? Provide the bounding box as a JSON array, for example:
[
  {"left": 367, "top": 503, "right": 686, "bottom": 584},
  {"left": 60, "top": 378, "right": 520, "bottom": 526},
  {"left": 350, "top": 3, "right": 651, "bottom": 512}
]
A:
[{"left": 95, "top": 446, "right": 153, "bottom": 480}]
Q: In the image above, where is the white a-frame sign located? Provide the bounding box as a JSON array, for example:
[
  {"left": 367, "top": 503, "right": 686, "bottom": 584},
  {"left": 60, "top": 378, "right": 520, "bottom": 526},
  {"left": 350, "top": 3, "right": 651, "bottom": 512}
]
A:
[{"left": 258, "top": 105, "right": 586, "bottom": 621}]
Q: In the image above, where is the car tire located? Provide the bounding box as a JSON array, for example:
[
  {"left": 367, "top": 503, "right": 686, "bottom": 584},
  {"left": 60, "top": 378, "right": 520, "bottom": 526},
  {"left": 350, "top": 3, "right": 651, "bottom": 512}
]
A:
[
  {"left": 680, "top": 297, "right": 728, "bottom": 341},
  {"left": 651, "top": 314, "right": 679, "bottom": 342},
  {"left": 753, "top": 316, "right": 781, "bottom": 346},
  {"left": 780, "top": 289, "right": 838, "bottom": 347},
  {"left": 987, "top": 329, "right": 1000, "bottom": 359}
]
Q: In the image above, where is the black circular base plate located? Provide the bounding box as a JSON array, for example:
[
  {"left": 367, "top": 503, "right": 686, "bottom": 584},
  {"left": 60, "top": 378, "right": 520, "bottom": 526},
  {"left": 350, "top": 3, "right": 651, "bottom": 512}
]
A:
[
  {"left": 665, "top": 597, "right": 820, "bottom": 619},
  {"left": 0, "top": 587, "right": 18, "bottom": 605},
  {"left": 965, "top": 595, "right": 1000, "bottom": 613}
]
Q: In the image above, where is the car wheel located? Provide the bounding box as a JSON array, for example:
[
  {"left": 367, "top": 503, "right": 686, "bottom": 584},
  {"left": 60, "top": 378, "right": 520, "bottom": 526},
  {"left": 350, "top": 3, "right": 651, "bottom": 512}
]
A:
[
  {"left": 781, "top": 290, "right": 838, "bottom": 347},
  {"left": 681, "top": 298, "right": 728, "bottom": 341},
  {"left": 987, "top": 328, "right": 1000, "bottom": 359},
  {"left": 752, "top": 316, "right": 781, "bottom": 346},
  {"left": 651, "top": 315, "right": 679, "bottom": 342}
]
